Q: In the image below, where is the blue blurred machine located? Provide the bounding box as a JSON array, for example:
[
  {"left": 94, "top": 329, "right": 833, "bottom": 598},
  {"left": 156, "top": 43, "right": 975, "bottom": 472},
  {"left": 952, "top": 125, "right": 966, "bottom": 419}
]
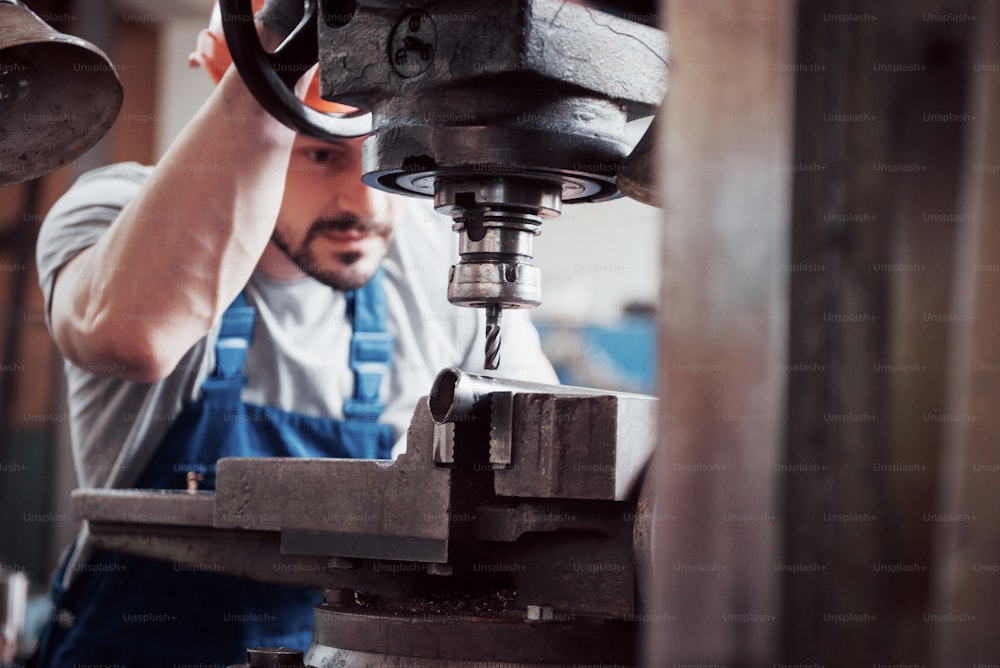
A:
[{"left": 537, "top": 311, "right": 658, "bottom": 394}]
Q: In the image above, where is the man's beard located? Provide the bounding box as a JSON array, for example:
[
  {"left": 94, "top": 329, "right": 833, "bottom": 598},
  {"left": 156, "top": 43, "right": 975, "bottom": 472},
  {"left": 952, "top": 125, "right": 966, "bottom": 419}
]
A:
[{"left": 271, "top": 214, "right": 391, "bottom": 291}]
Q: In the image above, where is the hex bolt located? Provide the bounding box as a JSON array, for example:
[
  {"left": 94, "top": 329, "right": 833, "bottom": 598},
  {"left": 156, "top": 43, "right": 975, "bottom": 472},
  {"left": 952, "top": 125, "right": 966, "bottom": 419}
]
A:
[
  {"left": 426, "top": 562, "right": 453, "bottom": 576},
  {"left": 324, "top": 587, "right": 354, "bottom": 605},
  {"left": 525, "top": 604, "right": 554, "bottom": 622}
]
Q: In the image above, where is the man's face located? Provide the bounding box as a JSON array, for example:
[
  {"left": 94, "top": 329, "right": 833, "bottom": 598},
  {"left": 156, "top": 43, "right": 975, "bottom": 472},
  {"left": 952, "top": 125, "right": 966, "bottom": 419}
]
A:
[{"left": 271, "top": 134, "right": 398, "bottom": 291}]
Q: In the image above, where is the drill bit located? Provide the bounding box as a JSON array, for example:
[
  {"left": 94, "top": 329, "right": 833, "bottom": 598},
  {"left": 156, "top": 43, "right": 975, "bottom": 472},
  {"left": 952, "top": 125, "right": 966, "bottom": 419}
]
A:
[{"left": 484, "top": 305, "right": 502, "bottom": 370}]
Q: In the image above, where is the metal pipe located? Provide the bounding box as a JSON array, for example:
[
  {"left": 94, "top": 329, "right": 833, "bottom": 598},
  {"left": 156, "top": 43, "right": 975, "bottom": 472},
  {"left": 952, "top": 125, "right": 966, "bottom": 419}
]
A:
[{"left": 428, "top": 367, "right": 650, "bottom": 424}]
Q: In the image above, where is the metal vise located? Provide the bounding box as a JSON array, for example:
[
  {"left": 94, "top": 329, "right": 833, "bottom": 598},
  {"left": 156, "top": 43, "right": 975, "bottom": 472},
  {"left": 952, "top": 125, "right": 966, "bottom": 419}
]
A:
[
  {"left": 221, "top": 0, "right": 667, "bottom": 369},
  {"left": 74, "top": 369, "right": 658, "bottom": 667}
]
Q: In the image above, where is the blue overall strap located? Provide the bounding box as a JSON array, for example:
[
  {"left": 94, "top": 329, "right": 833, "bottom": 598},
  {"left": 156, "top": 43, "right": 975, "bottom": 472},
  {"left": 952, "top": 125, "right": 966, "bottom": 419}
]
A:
[
  {"left": 201, "top": 292, "right": 256, "bottom": 401},
  {"left": 343, "top": 268, "right": 393, "bottom": 422}
]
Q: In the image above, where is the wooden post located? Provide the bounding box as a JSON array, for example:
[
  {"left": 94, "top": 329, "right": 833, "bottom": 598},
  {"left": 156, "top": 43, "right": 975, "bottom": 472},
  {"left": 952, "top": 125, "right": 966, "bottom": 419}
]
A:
[
  {"left": 782, "top": 0, "right": 976, "bottom": 663},
  {"left": 648, "top": 0, "right": 984, "bottom": 665},
  {"left": 931, "top": 0, "right": 1000, "bottom": 663},
  {"left": 647, "top": 1, "right": 795, "bottom": 664}
]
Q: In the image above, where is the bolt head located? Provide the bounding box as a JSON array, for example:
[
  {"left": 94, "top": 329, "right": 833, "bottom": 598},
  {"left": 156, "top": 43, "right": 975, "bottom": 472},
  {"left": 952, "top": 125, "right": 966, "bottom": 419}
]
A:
[{"left": 525, "top": 604, "right": 554, "bottom": 622}]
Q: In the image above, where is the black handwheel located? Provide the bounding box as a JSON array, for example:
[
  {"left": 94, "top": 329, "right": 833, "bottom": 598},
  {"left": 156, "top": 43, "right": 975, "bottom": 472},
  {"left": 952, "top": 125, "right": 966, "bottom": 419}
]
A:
[{"left": 220, "top": 0, "right": 371, "bottom": 139}]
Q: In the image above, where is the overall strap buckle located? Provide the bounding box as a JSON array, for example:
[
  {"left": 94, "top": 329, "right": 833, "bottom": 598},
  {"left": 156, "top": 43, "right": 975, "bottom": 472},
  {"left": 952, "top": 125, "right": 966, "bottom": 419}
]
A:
[
  {"left": 343, "top": 331, "right": 394, "bottom": 421},
  {"left": 344, "top": 269, "right": 394, "bottom": 422},
  {"left": 202, "top": 293, "right": 255, "bottom": 401}
]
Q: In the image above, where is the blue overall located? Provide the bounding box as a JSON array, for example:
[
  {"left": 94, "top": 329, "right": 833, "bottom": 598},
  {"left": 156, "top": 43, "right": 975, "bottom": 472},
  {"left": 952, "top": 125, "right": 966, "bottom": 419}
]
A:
[{"left": 35, "top": 272, "right": 395, "bottom": 668}]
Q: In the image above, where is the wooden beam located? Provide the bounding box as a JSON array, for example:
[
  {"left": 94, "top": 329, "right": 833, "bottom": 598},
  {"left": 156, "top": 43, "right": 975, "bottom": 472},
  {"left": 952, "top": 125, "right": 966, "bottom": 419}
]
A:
[
  {"left": 931, "top": 0, "right": 1000, "bottom": 663},
  {"left": 647, "top": 1, "right": 795, "bottom": 664}
]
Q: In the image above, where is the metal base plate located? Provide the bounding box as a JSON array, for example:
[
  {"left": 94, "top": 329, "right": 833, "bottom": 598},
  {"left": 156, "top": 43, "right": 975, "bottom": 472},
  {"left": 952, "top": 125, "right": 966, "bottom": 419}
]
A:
[{"left": 306, "top": 605, "right": 636, "bottom": 666}]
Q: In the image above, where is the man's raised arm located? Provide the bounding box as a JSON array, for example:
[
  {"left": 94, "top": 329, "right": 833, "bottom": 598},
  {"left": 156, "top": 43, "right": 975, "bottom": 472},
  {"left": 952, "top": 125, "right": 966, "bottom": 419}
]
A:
[{"left": 49, "top": 66, "right": 294, "bottom": 382}]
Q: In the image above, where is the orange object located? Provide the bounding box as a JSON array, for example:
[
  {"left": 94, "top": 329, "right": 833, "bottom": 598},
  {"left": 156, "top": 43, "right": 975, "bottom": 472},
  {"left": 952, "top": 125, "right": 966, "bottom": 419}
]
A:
[{"left": 189, "top": 2, "right": 355, "bottom": 114}]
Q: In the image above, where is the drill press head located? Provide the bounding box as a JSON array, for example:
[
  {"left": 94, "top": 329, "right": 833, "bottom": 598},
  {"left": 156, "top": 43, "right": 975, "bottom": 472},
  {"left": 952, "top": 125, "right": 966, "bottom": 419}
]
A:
[
  {"left": 222, "top": 0, "right": 667, "bottom": 369},
  {"left": 334, "top": 1, "right": 665, "bottom": 369}
]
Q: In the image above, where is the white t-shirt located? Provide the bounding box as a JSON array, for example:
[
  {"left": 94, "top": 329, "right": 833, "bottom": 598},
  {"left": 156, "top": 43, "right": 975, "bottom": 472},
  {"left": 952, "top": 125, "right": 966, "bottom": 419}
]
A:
[{"left": 37, "top": 162, "right": 549, "bottom": 492}]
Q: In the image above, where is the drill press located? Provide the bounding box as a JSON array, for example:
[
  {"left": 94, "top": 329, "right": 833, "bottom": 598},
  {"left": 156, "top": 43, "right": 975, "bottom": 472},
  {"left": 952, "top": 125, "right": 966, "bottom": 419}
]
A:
[
  {"left": 220, "top": 0, "right": 666, "bottom": 369},
  {"left": 69, "top": 4, "right": 669, "bottom": 665}
]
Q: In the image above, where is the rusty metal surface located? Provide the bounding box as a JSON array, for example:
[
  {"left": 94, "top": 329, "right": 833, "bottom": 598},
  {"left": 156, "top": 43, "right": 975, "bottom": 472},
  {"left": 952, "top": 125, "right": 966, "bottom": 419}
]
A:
[
  {"left": 496, "top": 393, "right": 656, "bottom": 501},
  {"left": 0, "top": 2, "right": 122, "bottom": 184},
  {"left": 305, "top": 647, "right": 586, "bottom": 668},
  {"left": 72, "top": 489, "right": 215, "bottom": 527},
  {"left": 212, "top": 405, "right": 452, "bottom": 562},
  {"left": 316, "top": 0, "right": 666, "bottom": 112},
  {"left": 77, "top": 403, "right": 456, "bottom": 569},
  {"left": 315, "top": 0, "right": 666, "bottom": 208},
  {"left": 85, "top": 523, "right": 335, "bottom": 588},
  {"left": 307, "top": 605, "right": 636, "bottom": 666},
  {"left": 76, "top": 381, "right": 655, "bottom": 586}
]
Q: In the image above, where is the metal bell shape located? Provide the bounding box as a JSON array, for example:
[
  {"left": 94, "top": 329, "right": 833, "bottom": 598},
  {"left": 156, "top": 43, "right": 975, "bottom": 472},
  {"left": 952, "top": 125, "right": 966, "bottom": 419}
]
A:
[{"left": 0, "top": 0, "right": 122, "bottom": 185}]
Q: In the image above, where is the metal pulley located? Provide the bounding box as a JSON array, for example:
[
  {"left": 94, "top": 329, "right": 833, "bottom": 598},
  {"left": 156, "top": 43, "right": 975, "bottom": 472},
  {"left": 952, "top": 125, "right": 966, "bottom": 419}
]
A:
[{"left": 0, "top": 0, "right": 122, "bottom": 185}]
